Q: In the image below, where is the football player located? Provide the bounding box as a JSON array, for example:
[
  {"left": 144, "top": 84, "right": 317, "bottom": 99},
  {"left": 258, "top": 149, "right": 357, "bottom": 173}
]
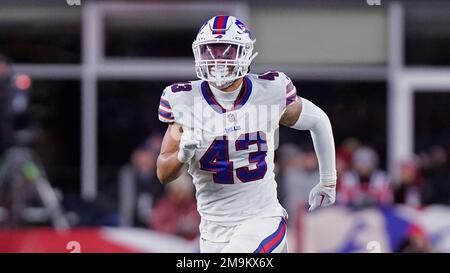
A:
[{"left": 156, "top": 15, "right": 336, "bottom": 253}]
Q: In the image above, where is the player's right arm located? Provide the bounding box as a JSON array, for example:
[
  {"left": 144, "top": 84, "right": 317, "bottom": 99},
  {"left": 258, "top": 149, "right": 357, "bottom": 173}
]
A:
[
  {"left": 157, "top": 123, "right": 201, "bottom": 184},
  {"left": 156, "top": 123, "right": 185, "bottom": 184}
]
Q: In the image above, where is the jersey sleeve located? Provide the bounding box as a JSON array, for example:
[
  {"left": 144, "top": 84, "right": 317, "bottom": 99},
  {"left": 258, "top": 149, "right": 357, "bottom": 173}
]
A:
[
  {"left": 158, "top": 86, "right": 175, "bottom": 123},
  {"left": 284, "top": 73, "right": 299, "bottom": 108}
]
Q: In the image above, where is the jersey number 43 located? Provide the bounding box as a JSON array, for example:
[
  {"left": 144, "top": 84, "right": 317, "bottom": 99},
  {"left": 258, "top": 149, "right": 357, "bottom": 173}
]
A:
[{"left": 199, "top": 131, "right": 268, "bottom": 184}]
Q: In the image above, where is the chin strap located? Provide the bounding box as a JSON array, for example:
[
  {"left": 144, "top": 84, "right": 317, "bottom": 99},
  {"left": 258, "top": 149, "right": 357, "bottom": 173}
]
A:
[
  {"left": 210, "top": 65, "right": 234, "bottom": 88},
  {"left": 211, "top": 79, "right": 234, "bottom": 89}
]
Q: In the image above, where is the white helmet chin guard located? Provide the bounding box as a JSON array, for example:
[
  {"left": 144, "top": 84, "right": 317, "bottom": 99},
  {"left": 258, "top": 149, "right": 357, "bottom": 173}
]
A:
[{"left": 192, "top": 15, "right": 258, "bottom": 89}]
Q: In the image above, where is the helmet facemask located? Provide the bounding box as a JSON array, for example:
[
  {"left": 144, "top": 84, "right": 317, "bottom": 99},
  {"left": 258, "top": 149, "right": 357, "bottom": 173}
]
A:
[{"left": 193, "top": 41, "right": 257, "bottom": 89}]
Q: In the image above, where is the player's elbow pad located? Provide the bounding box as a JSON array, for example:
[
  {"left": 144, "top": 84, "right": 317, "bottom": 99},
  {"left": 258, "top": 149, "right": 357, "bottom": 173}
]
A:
[{"left": 290, "top": 98, "right": 337, "bottom": 184}]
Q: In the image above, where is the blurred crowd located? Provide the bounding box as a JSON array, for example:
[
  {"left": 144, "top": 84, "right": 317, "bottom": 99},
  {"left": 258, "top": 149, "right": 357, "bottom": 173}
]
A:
[
  {"left": 116, "top": 133, "right": 200, "bottom": 240},
  {"left": 278, "top": 138, "right": 450, "bottom": 215}
]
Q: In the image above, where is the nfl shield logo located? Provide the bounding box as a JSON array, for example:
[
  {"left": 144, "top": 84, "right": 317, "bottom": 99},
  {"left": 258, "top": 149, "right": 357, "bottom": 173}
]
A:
[{"left": 227, "top": 113, "right": 236, "bottom": 123}]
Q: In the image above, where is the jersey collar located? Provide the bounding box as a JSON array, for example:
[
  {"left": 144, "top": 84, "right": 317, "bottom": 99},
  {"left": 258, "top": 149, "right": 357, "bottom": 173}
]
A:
[{"left": 201, "top": 76, "right": 252, "bottom": 114}]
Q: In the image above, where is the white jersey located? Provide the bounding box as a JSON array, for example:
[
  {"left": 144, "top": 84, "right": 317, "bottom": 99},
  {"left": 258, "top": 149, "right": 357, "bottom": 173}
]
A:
[{"left": 158, "top": 71, "right": 299, "bottom": 225}]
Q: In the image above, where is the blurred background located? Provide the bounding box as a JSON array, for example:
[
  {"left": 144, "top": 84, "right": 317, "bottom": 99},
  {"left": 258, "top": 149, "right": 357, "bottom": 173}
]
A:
[{"left": 0, "top": 0, "right": 449, "bottom": 253}]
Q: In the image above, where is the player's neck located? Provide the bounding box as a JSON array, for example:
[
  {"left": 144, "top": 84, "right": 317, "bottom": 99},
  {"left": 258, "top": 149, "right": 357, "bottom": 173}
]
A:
[
  {"left": 217, "top": 78, "right": 244, "bottom": 93},
  {"left": 209, "top": 80, "right": 242, "bottom": 105}
]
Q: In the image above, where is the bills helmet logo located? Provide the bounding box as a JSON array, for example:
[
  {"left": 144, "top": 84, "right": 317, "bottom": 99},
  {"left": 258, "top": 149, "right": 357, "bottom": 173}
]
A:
[{"left": 235, "top": 19, "right": 251, "bottom": 37}]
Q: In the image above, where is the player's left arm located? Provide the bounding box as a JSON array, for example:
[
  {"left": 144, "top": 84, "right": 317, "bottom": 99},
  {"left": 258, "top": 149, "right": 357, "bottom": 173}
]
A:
[{"left": 279, "top": 97, "right": 337, "bottom": 211}]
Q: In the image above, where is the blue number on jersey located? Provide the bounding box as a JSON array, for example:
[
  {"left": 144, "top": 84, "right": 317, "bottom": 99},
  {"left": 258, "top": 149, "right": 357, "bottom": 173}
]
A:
[
  {"left": 258, "top": 71, "right": 279, "bottom": 81},
  {"left": 199, "top": 131, "right": 268, "bottom": 184},
  {"left": 235, "top": 132, "right": 268, "bottom": 182},
  {"left": 171, "top": 82, "right": 192, "bottom": 92},
  {"left": 199, "top": 136, "right": 234, "bottom": 184}
]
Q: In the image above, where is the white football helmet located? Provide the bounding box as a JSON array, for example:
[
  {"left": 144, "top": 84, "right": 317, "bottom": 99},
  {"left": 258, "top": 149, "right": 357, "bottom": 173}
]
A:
[{"left": 192, "top": 15, "right": 258, "bottom": 89}]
